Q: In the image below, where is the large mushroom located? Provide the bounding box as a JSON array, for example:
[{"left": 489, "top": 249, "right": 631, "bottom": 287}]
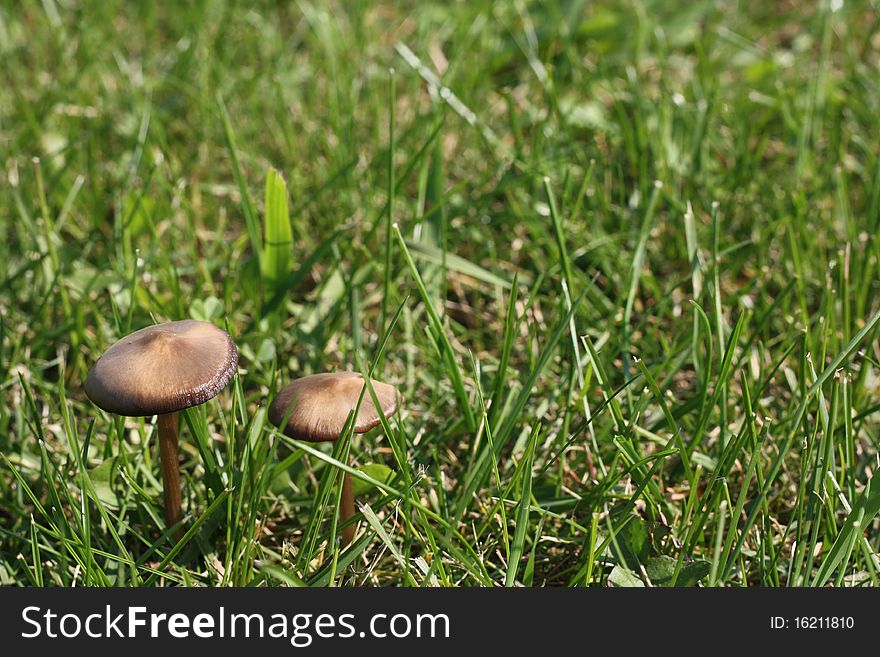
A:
[
  {"left": 268, "top": 372, "right": 399, "bottom": 547},
  {"left": 85, "top": 319, "right": 238, "bottom": 538}
]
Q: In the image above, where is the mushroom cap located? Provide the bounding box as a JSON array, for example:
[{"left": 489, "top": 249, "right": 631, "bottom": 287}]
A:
[
  {"left": 85, "top": 320, "right": 238, "bottom": 417},
  {"left": 268, "top": 372, "right": 399, "bottom": 441}
]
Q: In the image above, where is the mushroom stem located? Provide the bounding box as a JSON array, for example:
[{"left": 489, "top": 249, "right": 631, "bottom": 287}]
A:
[
  {"left": 340, "top": 470, "right": 356, "bottom": 547},
  {"left": 157, "top": 412, "right": 183, "bottom": 539}
]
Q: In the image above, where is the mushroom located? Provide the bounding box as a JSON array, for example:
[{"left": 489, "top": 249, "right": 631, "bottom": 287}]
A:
[
  {"left": 85, "top": 319, "right": 238, "bottom": 538},
  {"left": 268, "top": 372, "right": 399, "bottom": 546}
]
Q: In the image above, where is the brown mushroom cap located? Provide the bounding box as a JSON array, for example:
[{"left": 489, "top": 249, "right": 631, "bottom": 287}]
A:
[
  {"left": 268, "top": 372, "right": 399, "bottom": 441},
  {"left": 85, "top": 319, "right": 238, "bottom": 417}
]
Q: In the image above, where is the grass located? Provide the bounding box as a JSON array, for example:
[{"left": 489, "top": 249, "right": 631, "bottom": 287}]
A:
[{"left": 1, "top": 0, "right": 880, "bottom": 587}]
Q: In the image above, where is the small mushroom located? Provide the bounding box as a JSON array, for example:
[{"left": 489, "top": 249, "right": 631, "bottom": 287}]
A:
[
  {"left": 85, "top": 319, "right": 238, "bottom": 538},
  {"left": 268, "top": 372, "right": 399, "bottom": 546}
]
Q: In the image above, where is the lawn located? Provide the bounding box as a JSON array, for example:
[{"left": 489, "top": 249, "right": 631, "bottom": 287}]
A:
[{"left": 2, "top": 0, "right": 880, "bottom": 587}]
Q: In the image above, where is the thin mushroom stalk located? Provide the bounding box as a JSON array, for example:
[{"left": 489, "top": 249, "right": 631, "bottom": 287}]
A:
[
  {"left": 340, "top": 471, "right": 356, "bottom": 546},
  {"left": 157, "top": 412, "right": 182, "bottom": 536},
  {"left": 338, "top": 433, "right": 358, "bottom": 547}
]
